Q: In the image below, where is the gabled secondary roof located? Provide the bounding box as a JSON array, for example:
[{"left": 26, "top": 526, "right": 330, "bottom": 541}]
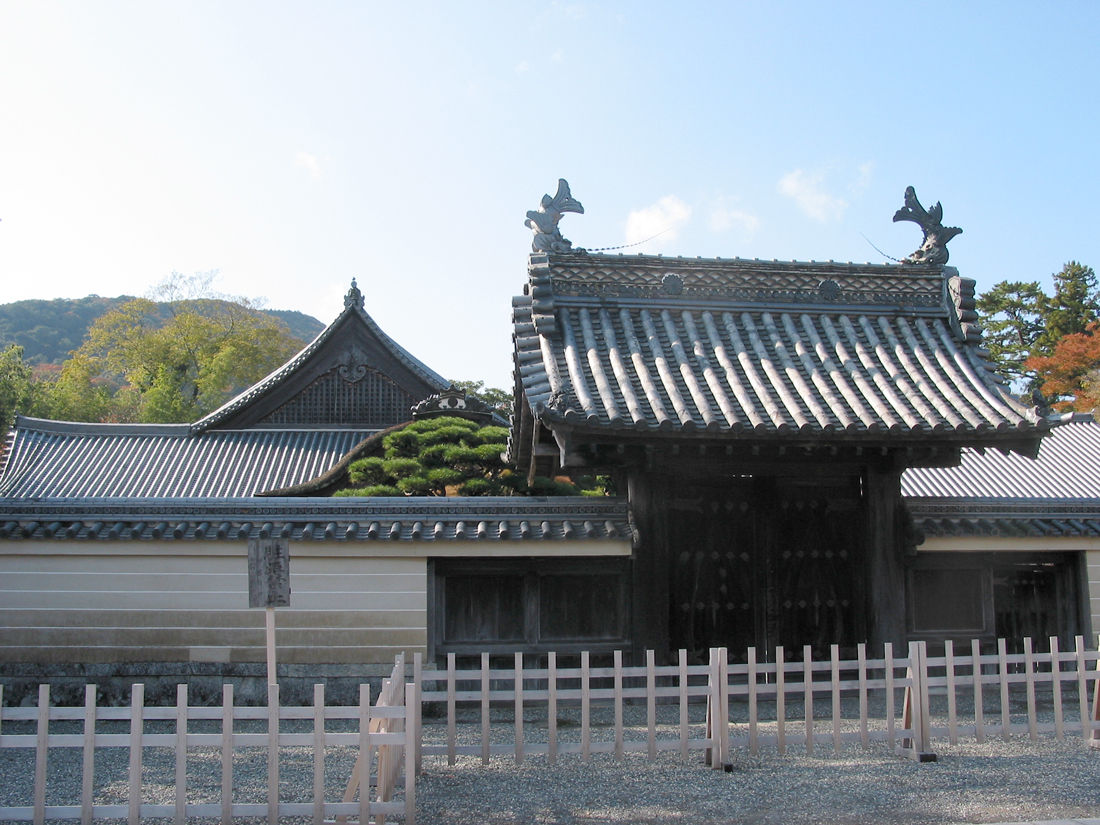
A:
[
  {"left": 511, "top": 252, "right": 1044, "bottom": 466},
  {"left": 194, "top": 280, "right": 447, "bottom": 432},
  {"left": 905, "top": 415, "right": 1100, "bottom": 538}
]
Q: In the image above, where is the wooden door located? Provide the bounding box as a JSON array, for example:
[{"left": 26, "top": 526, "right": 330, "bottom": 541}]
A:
[{"left": 668, "top": 476, "right": 862, "bottom": 663}]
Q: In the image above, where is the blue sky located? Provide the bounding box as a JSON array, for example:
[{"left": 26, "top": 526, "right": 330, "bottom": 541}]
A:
[{"left": 2, "top": 2, "right": 1098, "bottom": 389}]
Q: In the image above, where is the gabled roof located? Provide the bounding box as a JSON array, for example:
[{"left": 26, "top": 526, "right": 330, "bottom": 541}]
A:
[
  {"left": 904, "top": 415, "right": 1100, "bottom": 538},
  {"left": 194, "top": 280, "right": 447, "bottom": 432},
  {"left": 511, "top": 252, "right": 1044, "bottom": 466},
  {"left": 0, "top": 417, "right": 374, "bottom": 498}
]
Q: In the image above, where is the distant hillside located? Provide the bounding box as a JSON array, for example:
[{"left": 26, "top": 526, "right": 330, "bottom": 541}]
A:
[{"left": 0, "top": 296, "right": 325, "bottom": 366}]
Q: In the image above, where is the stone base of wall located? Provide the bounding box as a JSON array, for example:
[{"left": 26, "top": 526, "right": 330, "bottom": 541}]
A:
[{"left": 0, "top": 661, "right": 402, "bottom": 707}]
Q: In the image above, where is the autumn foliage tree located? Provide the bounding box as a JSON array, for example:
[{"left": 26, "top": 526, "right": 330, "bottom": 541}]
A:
[{"left": 1026, "top": 322, "right": 1100, "bottom": 412}]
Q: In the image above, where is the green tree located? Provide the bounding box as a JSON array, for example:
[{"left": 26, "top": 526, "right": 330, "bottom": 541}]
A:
[
  {"left": 451, "top": 379, "right": 513, "bottom": 419},
  {"left": 975, "top": 281, "right": 1048, "bottom": 389},
  {"left": 41, "top": 274, "right": 302, "bottom": 423},
  {"left": 1036, "top": 261, "right": 1099, "bottom": 353},
  {"left": 0, "top": 345, "right": 36, "bottom": 431}
]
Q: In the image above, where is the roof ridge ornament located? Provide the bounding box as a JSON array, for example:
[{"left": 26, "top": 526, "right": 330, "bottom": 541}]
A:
[
  {"left": 893, "top": 186, "right": 962, "bottom": 265},
  {"left": 526, "top": 179, "right": 585, "bottom": 253},
  {"left": 344, "top": 278, "right": 365, "bottom": 310}
]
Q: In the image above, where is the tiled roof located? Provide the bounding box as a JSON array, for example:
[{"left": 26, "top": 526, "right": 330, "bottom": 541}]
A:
[
  {"left": 511, "top": 253, "right": 1044, "bottom": 460},
  {"left": 902, "top": 416, "right": 1100, "bottom": 499},
  {"left": 0, "top": 417, "right": 374, "bottom": 499},
  {"left": 0, "top": 496, "right": 631, "bottom": 543}
]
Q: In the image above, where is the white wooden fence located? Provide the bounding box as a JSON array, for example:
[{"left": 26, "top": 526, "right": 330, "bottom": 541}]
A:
[
  {"left": 412, "top": 636, "right": 1100, "bottom": 770},
  {"left": 0, "top": 658, "right": 417, "bottom": 824}
]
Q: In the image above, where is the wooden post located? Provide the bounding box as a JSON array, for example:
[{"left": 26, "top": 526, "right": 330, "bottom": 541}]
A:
[
  {"left": 1091, "top": 634, "right": 1100, "bottom": 748},
  {"left": 265, "top": 608, "right": 277, "bottom": 688},
  {"left": 358, "top": 684, "right": 371, "bottom": 825},
  {"left": 128, "top": 683, "right": 144, "bottom": 825},
  {"left": 267, "top": 683, "right": 279, "bottom": 825},
  {"left": 884, "top": 642, "right": 895, "bottom": 748},
  {"left": 413, "top": 652, "right": 423, "bottom": 775},
  {"left": 863, "top": 465, "right": 907, "bottom": 648}
]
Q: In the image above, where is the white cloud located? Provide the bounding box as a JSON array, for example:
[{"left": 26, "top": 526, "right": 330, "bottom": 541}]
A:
[
  {"left": 850, "top": 161, "right": 874, "bottom": 194},
  {"left": 515, "top": 60, "right": 530, "bottom": 73},
  {"left": 624, "top": 195, "right": 691, "bottom": 251},
  {"left": 778, "top": 169, "right": 846, "bottom": 222},
  {"left": 295, "top": 151, "right": 321, "bottom": 180},
  {"left": 709, "top": 205, "right": 760, "bottom": 234}
]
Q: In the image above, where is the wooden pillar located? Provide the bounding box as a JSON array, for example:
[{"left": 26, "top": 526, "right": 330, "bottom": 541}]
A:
[
  {"left": 864, "top": 463, "right": 907, "bottom": 648},
  {"left": 627, "top": 469, "right": 671, "bottom": 664}
]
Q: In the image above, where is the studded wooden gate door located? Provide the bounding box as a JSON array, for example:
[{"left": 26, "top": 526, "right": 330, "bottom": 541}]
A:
[{"left": 668, "top": 476, "right": 863, "bottom": 664}]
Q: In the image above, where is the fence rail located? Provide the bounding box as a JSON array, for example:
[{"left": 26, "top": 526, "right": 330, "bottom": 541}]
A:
[
  {"left": 412, "top": 636, "right": 1100, "bottom": 771},
  {"left": 0, "top": 658, "right": 417, "bottom": 825}
]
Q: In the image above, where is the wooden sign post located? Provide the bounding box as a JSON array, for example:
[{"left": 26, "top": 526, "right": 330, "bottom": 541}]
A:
[{"left": 248, "top": 539, "right": 291, "bottom": 687}]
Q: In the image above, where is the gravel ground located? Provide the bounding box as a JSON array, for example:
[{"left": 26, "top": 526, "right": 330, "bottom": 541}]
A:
[{"left": 2, "top": 691, "right": 1099, "bottom": 825}]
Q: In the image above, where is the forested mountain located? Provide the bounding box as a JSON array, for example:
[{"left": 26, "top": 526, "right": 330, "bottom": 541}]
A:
[{"left": 0, "top": 296, "right": 324, "bottom": 366}]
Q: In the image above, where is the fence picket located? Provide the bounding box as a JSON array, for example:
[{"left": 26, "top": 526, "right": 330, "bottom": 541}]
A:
[
  {"left": 885, "top": 642, "right": 895, "bottom": 749},
  {"left": 678, "top": 649, "right": 689, "bottom": 762},
  {"left": 614, "top": 650, "right": 624, "bottom": 759},
  {"left": 972, "top": 639, "right": 985, "bottom": 743},
  {"left": 581, "top": 650, "right": 591, "bottom": 763},
  {"left": 944, "top": 640, "right": 958, "bottom": 745},
  {"left": 1024, "top": 637, "right": 1038, "bottom": 741},
  {"left": 312, "top": 684, "right": 324, "bottom": 825},
  {"left": 998, "top": 639, "right": 1011, "bottom": 741},
  {"left": 481, "top": 652, "right": 491, "bottom": 765},
  {"left": 514, "top": 652, "right": 524, "bottom": 765},
  {"left": 358, "top": 683, "right": 371, "bottom": 825},
  {"left": 35, "top": 684, "right": 48, "bottom": 825},
  {"left": 776, "top": 645, "right": 786, "bottom": 754},
  {"left": 547, "top": 652, "right": 557, "bottom": 765},
  {"left": 857, "top": 642, "right": 868, "bottom": 748},
  {"left": 1092, "top": 634, "right": 1100, "bottom": 746},
  {"left": 804, "top": 645, "right": 814, "bottom": 755},
  {"left": 221, "top": 684, "right": 233, "bottom": 825},
  {"left": 405, "top": 683, "right": 417, "bottom": 825},
  {"left": 175, "top": 684, "right": 187, "bottom": 825},
  {"left": 413, "top": 651, "right": 423, "bottom": 775},
  {"left": 447, "top": 652, "right": 456, "bottom": 766},
  {"left": 647, "top": 649, "right": 657, "bottom": 760},
  {"left": 81, "top": 684, "right": 95, "bottom": 825},
  {"left": 748, "top": 647, "right": 759, "bottom": 755},
  {"left": 831, "top": 644, "right": 841, "bottom": 754},
  {"left": 1050, "top": 636, "right": 1064, "bottom": 740},
  {"left": 128, "top": 683, "right": 143, "bottom": 825}
]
